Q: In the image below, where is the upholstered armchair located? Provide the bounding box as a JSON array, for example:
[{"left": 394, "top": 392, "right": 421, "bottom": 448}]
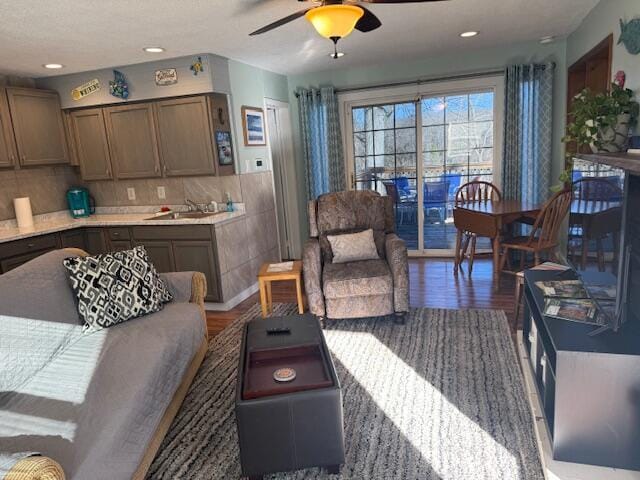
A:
[{"left": 303, "top": 190, "right": 409, "bottom": 323}]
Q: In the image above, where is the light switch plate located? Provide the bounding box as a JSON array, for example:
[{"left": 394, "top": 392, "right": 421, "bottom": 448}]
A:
[
  {"left": 127, "top": 187, "right": 136, "bottom": 201},
  {"left": 157, "top": 186, "right": 166, "bottom": 199}
]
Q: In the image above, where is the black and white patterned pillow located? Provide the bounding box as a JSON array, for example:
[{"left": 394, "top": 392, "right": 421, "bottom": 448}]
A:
[{"left": 63, "top": 246, "right": 173, "bottom": 330}]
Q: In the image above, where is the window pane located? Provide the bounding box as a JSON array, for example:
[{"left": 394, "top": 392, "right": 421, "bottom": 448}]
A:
[
  {"left": 422, "top": 126, "right": 445, "bottom": 152},
  {"left": 469, "top": 92, "right": 493, "bottom": 122},
  {"left": 396, "top": 153, "right": 416, "bottom": 171},
  {"left": 469, "top": 121, "right": 493, "bottom": 149},
  {"left": 374, "top": 130, "right": 395, "bottom": 154},
  {"left": 470, "top": 148, "right": 493, "bottom": 165},
  {"left": 395, "top": 103, "right": 416, "bottom": 128},
  {"left": 445, "top": 95, "right": 468, "bottom": 124},
  {"left": 395, "top": 128, "right": 416, "bottom": 154},
  {"left": 373, "top": 105, "right": 394, "bottom": 130},
  {"left": 422, "top": 97, "right": 445, "bottom": 126},
  {"left": 353, "top": 131, "right": 374, "bottom": 156},
  {"left": 447, "top": 123, "right": 469, "bottom": 152},
  {"left": 446, "top": 150, "right": 468, "bottom": 168},
  {"left": 374, "top": 155, "right": 394, "bottom": 172},
  {"left": 423, "top": 151, "right": 444, "bottom": 168},
  {"left": 355, "top": 156, "right": 375, "bottom": 180},
  {"left": 352, "top": 107, "right": 372, "bottom": 132}
]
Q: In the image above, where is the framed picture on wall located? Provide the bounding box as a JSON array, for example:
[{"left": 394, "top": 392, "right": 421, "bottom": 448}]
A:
[
  {"left": 241, "top": 106, "right": 266, "bottom": 146},
  {"left": 215, "top": 131, "right": 234, "bottom": 166}
]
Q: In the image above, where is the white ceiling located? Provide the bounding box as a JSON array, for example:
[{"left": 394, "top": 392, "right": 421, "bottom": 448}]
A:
[{"left": 0, "top": 0, "right": 599, "bottom": 78}]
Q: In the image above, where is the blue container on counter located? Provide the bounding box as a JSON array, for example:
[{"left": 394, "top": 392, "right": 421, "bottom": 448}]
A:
[{"left": 66, "top": 188, "right": 95, "bottom": 218}]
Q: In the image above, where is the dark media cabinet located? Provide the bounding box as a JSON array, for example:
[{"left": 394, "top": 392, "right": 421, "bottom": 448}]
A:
[{"left": 522, "top": 269, "right": 640, "bottom": 471}]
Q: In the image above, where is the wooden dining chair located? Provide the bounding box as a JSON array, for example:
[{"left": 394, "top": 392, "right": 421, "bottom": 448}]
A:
[
  {"left": 453, "top": 181, "right": 502, "bottom": 274},
  {"left": 569, "top": 177, "right": 623, "bottom": 271},
  {"left": 499, "top": 189, "right": 572, "bottom": 272}
]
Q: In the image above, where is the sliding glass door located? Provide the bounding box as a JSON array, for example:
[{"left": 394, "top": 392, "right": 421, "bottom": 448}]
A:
[{"left": 344, "top": 76, "right": 503, "bottom": 256}]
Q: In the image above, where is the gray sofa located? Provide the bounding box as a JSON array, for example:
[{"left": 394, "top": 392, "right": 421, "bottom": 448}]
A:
[
  {"left": 0, "top": 249, "right": 208, "bottom": 480},
  {"left": 303, "top": 190, "right": 409, "bottom": 321}
]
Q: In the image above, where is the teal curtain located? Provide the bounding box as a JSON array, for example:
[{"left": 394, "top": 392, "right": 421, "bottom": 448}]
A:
[
  {"left": 297, "top": 86, "right": 345, "bottom": 199},
  {"left": 502, "top": 63, "right": 555, "bottom": 204}
]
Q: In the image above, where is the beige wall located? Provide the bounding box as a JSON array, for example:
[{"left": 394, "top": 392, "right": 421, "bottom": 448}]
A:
[{"left": 0, "top": 166, "right": 80, "bottom": 221}]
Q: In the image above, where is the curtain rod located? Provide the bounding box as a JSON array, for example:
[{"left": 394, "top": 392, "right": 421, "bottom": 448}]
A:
[{"left": 295, "top": 63, "right": 553, "bottom": 97}]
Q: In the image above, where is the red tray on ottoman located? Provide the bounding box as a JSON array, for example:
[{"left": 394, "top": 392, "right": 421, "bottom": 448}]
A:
[{"left": 235, "top": 313, "right": 345, "bottom": 479}]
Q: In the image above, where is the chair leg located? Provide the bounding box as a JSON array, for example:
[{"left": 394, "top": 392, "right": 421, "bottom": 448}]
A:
[
  {"left": 499, "top": 246, "right": 510, "bottom": 273},
  {"left": 394, "top": 312, "right": 407, "bottom": 325},
  {"left": 469, "top": 235, "right": 477, "bottom": 274},
  {"left": 454, "top": 229, "right": 463, "bottom": 274},
  {"left": 461, "top": 234, "right": 471, "bottom": 267}
]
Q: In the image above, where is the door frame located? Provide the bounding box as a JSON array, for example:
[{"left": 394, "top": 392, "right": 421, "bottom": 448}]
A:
[
  {"left": 264, "top": 98, "right": 302, "bottom": 259},
  {"left": 339, "top": 75, "right": 505, "bottom": 256}
]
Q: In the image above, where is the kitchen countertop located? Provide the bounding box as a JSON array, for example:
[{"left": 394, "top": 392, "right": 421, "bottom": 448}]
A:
[{"left": 0, "top": 206, "right": 245, "bottom": 243}]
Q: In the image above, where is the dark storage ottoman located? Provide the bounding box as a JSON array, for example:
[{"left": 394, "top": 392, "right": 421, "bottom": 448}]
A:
[{"left": 235, "top": 313, "right": 345, "bottom": 479}]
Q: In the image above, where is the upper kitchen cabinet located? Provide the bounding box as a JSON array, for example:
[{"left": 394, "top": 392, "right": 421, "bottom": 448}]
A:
[
  {"left": 208, "top": 93, "right": 235, "bottom": 176},
  {"left": 154, "top": 96, "right": 216, "bottom": 176},
  {"left": 5, "top": 87, "right": 68, "bottom": 166},
  {"left": 70, "top": 108, "right": 113, "bottom": 181},
  {"left": 0, "top": 89, "right": 17, "bottom": 168},
  {"left": 104, "top": 103, "right": 161, "bottom": 179}
]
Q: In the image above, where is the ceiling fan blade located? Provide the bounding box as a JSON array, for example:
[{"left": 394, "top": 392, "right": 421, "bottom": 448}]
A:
[
  {"left": 358, "top": 0, "right": 448, "bottom": 3},
  {"left": 355, "top": 6, "right": 382, "bottom": 32},
  {"left": 249, "top": 8, "right": 311, "bottom": 36}
]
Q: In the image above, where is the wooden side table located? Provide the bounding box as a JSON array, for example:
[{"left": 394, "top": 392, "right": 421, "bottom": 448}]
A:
[{"left": 258, "top": 261, "right": 304, "bottom": 318}]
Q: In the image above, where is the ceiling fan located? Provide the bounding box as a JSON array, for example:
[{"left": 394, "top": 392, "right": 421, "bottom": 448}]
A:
[{"left": 249, "top": 0, "right": 448, "bottom": 58}]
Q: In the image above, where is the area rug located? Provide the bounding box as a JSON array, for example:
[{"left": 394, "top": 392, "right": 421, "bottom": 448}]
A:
[{"left": 148, "top": 305, "right": 543, "bottom": 480}]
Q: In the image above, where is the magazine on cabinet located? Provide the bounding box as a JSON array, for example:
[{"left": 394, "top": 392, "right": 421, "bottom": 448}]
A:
[{"left": 543, "top": 298, "right": 605, "bottom": 325}]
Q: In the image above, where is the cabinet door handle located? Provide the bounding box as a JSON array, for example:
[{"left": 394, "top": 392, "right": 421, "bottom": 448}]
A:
[
  {"left": 112, "top": 232, "right": 120, "bottom": 237},
  {"left": 21, "top": 155, "right": 26, "bottom": 163},
  {"left": 26, "top": 243, "right": 35, "bottom": 248},
  {"left": 155, "top": 164, "right": 160, "bottom": 174},
  {"left": 163, "top": 164, "right": 168, "bottom": 175},
  {"left": 217, "top": 107, "right": 225, "bottom": 125},
  {"left": 9, "top": 154, "right": 15, "bottom": 163}
]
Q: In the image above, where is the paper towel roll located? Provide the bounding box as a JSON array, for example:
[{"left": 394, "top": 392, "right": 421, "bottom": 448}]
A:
[{"left": 13, "top": 197, "right": 34, "bottom": 228}]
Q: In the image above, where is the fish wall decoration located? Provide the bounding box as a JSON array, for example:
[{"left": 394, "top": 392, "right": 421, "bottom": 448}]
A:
[
  {"left": 618, "top": 18, "right": 640, "bottom": 55},
  {"left": 109, "top": 70, "right": 129, "bottom": 99}
]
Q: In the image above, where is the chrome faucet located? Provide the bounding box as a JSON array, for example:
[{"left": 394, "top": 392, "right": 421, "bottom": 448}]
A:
[{"left": 185, "top": 198, "right": 207, "bottom": 214}]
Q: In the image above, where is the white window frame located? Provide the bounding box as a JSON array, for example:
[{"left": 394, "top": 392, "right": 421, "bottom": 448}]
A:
[{"left": 339, "top": 75, "right": 505, "bottom": 256}]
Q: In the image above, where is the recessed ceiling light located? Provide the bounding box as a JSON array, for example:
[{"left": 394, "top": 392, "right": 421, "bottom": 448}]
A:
[
  {"left": 43, "top": 63, "right": 64, "bottom": 69},
  {"left": 460, "top": 31, "right": 479, "bottom": 38},
  {"left": 540, "top": 35, "right": 555, "bottom": 44},
  {"left": 329, "top": 52, "right": 345, "bottom": 59},
  {"left": 143, "top": 47, "right": 165, "bottom": 53}
]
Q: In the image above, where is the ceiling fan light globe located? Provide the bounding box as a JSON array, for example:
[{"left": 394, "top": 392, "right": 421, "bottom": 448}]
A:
[{"left": 305, "top": 5, "right": 364, "bottom": 39}]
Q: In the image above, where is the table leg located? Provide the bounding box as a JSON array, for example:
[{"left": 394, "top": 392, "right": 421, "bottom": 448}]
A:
[
  {"left": 492, "top": 235, "right": 501, "bottom": 291},
  {"left": 295, "top": 277, "right": 304, "bottom": 314},
  {"left": 259, "top": 279, "right": 268, "bottom": 318},
  {"left": 454, "top": 229, "right": 462, "bottom": 274},
  {"left": 266, "top": 281, "right": 272, "bottom": 314}
]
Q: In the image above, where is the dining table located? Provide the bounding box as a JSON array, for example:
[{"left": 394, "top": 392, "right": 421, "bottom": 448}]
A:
[{"left": 454, "top": 199, "right": 542, "bottom": 289}]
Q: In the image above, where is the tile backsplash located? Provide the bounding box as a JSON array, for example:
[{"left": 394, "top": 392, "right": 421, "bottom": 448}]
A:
[{"left": 0, "top": 166, "right": 79, "bottom": 221}]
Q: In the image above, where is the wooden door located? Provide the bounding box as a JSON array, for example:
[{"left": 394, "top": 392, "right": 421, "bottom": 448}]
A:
[
  {"left": 70, "top": 108, "right": 113, "bottom": 180},
  {"left": 154, "top": 96, "right": 215, "bottom": 176},
  {"left": 0, "top": 89, "right": 17, "bottom": 168},
  {"left": 138, "top": 240, "right": 175, "bottom": 273},
  {"left": 104, "top": 103, "right": 161, "bottom": 179},
  {"left": 173, "top": 240, "right": 220, "bottom": 302},
  {"left": 5, "top": 87, "right": 68, "bottom": 166},
  {"left": 208, "top": 93, "right": 235, "bottom": 176}
]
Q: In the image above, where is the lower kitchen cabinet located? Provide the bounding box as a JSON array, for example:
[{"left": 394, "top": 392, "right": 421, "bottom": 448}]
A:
[
  {"left": 141, "top": 240, "right": 175, "bottom": 274},
  {"left": 1, "top": 225, "right": 223, "bottom": 302},
  {"left": 173, "top": 240, "right": 220, "bottom": 302}
]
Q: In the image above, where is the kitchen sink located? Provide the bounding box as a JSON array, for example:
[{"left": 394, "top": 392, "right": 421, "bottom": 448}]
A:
[{"left": 145, "top": 211, "right": 220, "bottom": 221}]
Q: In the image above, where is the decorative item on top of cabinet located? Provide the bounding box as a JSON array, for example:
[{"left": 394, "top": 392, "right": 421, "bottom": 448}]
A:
[
  {"left": 5, "top": 87, "right": 68, "bottom": 166},
  {"left": 70, "top": 108, "right": 113, "bottom": 180},
  {"left": 153, "top": 96, "right": 216, "bottom": 176},
  {"left": 209, "top": 93, "right": 235, "bottom": 175},
  {"left": 103, "top": 102, "right": 161, "bottom": 179},
  {"left": 0, "top": 88, "right": 17, "bottom": 168}
]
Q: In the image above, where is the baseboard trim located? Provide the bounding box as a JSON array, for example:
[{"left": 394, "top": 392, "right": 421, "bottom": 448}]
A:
[
  {"left": 205, "top": 283, "right": 259, "bottom": 311},
  {"left": 516, "top": 330, "right": 640, "bottom": 480}
]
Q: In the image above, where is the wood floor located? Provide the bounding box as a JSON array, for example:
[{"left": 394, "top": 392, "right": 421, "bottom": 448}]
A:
[{"left": 206, "top": 257, "right": 518, "bottom": 338}]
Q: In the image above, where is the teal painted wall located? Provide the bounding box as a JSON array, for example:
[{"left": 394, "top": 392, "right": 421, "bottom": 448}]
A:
[
  {"left": 286, "top": 39, "right": 568, "bottom": 245},
  {"left": 567, "top": 0, "right": 640, "bottom": 94},
  {"left": 228, "top": 60, "right": 288, "bottom": 173}
]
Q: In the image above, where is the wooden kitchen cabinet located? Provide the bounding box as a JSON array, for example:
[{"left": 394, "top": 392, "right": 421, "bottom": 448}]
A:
[
  {"left": 154, "top": 96, "right": 216, "bottom": 176},
  {"left": 139, "top": 240, "right": 175, "bottom": 273},
  {"left": 0, "top": 89, "right": 17, "bottom": 168},
  {"left": 70, "top": 108, "right": 113, "bottom": 180},
  {"left": 208, "top": 93, "right": 235, "bottom": 176},
  {"left": 60, "top": 229, "right": 87, "bottom": 250},
  {"left": 173, "top": 240, "right": 220, "bottom": 302},
  {"left": 0, "top": 233, "right": 60, "bottom": 273},
  {"left": 104, "top": 103, "right": 161, "bottom": 179},
  {"left": 84, "top": 228, "right": 109, "bottom": 255},
  {"left": 5, "top": 87, "right": 68, "bottom": 166}
]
